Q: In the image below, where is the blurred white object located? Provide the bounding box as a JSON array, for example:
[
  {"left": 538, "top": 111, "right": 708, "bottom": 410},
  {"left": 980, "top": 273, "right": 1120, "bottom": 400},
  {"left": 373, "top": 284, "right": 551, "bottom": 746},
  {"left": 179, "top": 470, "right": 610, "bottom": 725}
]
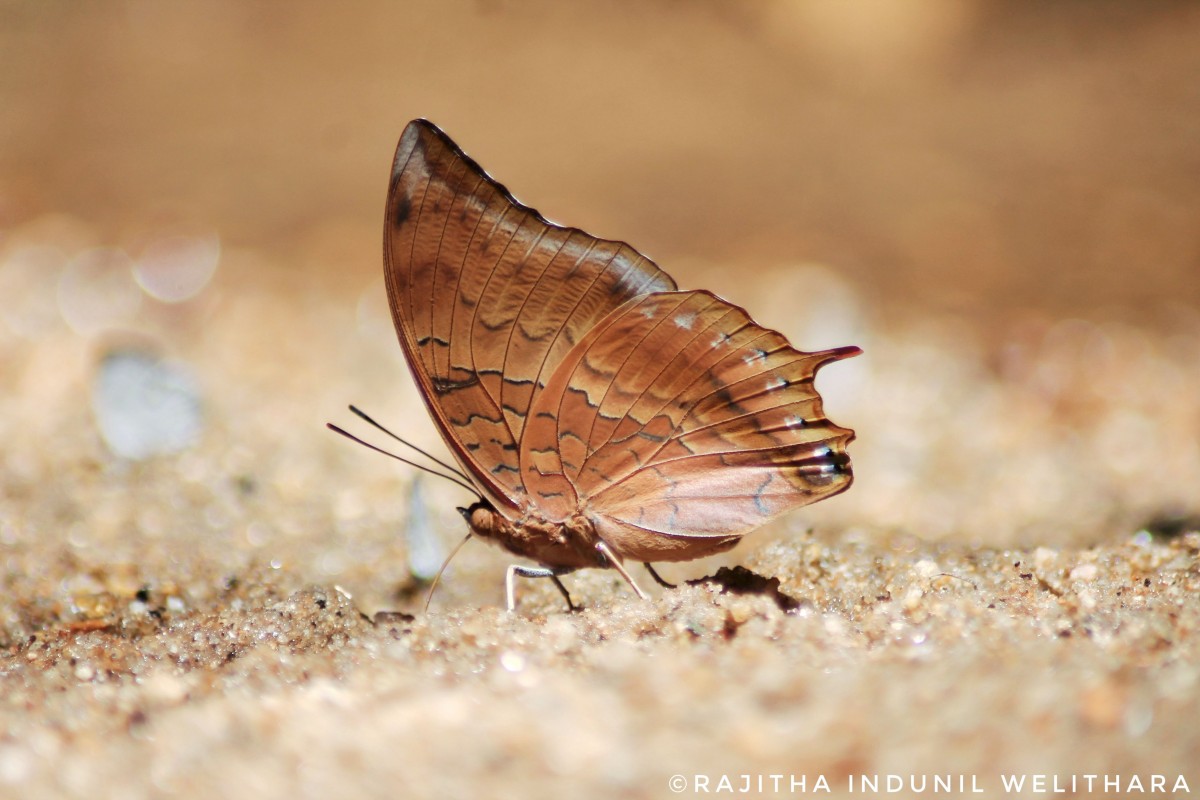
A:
[
  {"left": 133, "top": 233, "right": 220, "bottom": 303},
  {"left": 0, "top": 245, "right": 68, "bottom": 339},
  {"left": 58, "top": 248, "right": 142, "bottom": 335},
  {"left": 406, "top": 477, "right": 445, "bottom": 582},
  {"left": 92, "top": 349, "right": 204, "bottom": 459}
]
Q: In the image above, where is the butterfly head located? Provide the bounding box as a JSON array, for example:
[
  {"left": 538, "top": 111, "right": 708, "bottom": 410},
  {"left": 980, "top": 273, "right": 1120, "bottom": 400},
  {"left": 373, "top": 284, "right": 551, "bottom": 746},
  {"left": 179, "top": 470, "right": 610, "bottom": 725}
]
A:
[{"left": 457, "top": 500, "right": 499, "bottom": 537}]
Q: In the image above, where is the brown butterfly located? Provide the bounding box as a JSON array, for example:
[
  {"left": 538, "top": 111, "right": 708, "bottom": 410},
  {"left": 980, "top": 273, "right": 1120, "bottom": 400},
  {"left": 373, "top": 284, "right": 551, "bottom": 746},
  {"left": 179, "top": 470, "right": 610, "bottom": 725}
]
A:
[{"left": 341, "top": 119, "right": 859, "bottom": 612}]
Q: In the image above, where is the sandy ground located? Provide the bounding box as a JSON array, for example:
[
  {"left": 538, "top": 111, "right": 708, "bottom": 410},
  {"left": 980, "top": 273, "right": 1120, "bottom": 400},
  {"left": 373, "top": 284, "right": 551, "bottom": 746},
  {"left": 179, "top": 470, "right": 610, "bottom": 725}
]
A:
[
  {"left": 2, "top": 3, "right": 1199, "bottom": 799},
  {"left": 1, "top": 241, "right": 1197, "bottom": 800}
]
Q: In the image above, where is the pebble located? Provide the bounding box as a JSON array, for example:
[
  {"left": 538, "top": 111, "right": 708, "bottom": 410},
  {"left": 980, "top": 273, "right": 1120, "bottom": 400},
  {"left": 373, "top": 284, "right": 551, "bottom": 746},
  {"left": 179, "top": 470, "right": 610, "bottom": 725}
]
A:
[{"left": 92, "top": 349, "right": 204, "bottom": 460}]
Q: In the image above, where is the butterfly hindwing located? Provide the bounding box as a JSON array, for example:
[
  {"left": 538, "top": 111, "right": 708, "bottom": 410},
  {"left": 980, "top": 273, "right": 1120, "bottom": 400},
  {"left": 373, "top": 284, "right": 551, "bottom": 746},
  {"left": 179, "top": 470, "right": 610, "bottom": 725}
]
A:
[{"left": 520, "top": 290, "right": 858, "bottom": 561}]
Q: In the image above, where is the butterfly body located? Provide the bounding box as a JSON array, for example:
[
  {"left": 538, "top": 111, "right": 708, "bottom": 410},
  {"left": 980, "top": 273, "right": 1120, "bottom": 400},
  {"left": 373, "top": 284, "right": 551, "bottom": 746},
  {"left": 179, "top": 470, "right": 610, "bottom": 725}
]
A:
[
  {"left": 460, "top": 501, "right": 604, "bottom": 570},
  {"left": 380, "top": 119, "right": 859, "bottom": 608}
]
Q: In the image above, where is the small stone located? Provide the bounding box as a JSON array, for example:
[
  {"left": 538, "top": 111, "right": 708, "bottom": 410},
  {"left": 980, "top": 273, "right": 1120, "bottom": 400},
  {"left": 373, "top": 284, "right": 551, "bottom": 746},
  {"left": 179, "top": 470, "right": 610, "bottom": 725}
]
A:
[
  {"left": 914, "top": 559, "right": 939, "bottom": 578},
  {"left": 406, "top": 478, "right": 446, "bottom": 582},
  {"left": 1034, "top": 547, "right": 1058, "bottom": 569},
  {"left": 142, "top": 672, "right": 188, "bottom": 704},
  {"left": 92, "top": 349, "right": 203, "bottom": 460}
]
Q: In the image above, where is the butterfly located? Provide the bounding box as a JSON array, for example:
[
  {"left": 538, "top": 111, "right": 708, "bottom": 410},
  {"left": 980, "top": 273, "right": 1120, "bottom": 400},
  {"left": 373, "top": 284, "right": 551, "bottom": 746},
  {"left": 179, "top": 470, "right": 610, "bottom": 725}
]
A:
[{"left": 343, "top": 119, "right": 859, "bottom": 612}]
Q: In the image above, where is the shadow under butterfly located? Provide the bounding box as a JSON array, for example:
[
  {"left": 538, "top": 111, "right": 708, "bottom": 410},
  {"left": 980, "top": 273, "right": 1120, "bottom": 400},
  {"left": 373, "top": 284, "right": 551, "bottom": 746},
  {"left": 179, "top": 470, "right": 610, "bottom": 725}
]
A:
[{"left": 331, "top": 119, "right": 860, "bottom": 612}]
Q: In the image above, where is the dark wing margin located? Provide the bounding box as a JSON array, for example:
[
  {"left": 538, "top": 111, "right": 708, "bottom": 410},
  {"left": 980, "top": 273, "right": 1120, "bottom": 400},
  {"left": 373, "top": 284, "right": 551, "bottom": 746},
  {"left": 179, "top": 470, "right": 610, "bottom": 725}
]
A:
[{"left": 383, "top": 119, "right": 677, "bottom": 516}]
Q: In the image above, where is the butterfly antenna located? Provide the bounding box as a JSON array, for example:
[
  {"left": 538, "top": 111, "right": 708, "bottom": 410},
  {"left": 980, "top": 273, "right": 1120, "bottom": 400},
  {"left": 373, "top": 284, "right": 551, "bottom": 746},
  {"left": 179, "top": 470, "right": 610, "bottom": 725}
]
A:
[
  {"left": 348, "top": 405, "right": 471, "bottom": 482},
  {"left": 423, "top": 532, "right": 472, "bottom": 613},
  {"left": 326, "top": 423, "right": 482, "bottom": 499}
]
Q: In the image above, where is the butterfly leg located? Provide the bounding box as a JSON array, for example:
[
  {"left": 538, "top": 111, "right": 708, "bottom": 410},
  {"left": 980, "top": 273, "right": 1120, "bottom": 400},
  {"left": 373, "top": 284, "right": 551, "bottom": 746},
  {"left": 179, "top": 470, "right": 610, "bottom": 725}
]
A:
[
  {"left": 505, "top": 564, "right": 577, "bottom": 613},
  {"left": 643, "top": 563, "right": 676, "bottom": 589},
  {"left": 595, "top": 541, "right": 648, "bottom": 601}
]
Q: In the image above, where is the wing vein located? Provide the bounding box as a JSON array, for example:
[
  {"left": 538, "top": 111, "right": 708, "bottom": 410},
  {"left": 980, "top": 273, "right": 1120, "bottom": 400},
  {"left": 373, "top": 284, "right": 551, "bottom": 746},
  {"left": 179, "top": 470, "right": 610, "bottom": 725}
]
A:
[
  {"left": 574, "top": 296, "right": 733, "bottom": 476},
  {"left": 574, "top": 295, "right": 690, "bottom": 463},
  {"left": 429, "top": 156, "right": 474, "bottom": 379}
]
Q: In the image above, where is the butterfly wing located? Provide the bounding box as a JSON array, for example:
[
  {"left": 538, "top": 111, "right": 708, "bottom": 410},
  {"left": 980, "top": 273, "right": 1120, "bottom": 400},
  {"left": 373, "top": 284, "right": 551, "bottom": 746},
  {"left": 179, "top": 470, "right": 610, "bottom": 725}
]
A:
[
  {"left": 384, "top": 120, "right": 677, "bottom": 514},
  {"left": 520, "top": 290, "right": 858, "bottom": 562}
]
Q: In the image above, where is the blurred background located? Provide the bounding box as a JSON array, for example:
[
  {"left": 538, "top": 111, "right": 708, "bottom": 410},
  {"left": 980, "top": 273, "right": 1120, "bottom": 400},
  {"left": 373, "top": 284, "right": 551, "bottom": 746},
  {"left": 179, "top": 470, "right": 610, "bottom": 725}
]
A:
[
  {"left": 5, "top": 1, "right": 1198, "bottom": 322},
  {"left": 1, "top": 1, "right": 1199, "bottom": 612}
]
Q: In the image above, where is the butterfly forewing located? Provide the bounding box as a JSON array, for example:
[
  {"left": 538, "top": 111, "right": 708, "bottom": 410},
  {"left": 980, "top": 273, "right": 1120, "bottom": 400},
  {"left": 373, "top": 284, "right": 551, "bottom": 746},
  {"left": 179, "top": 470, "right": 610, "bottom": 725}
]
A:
[
  {"left": 521, "top": 290, "right": 857, "bottom": 559},
  {"left": 384, "top": 120, "right": 676, "bottom": 514}
]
